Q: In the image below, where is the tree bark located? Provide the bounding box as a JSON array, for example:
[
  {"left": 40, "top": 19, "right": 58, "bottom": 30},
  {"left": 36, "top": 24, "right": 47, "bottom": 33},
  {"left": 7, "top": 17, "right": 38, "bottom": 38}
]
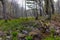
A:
[{"left": 1, "top": 0, "right": 7, "bottom": 22}]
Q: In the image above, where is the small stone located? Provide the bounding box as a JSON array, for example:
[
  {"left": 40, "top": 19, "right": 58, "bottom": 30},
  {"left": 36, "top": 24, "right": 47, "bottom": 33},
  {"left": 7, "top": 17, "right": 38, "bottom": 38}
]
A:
[
  {"left": 22, "top": 30, "right": 28, "bottom": 34},
  {"left": 6, "top": 36, "right": 11, "bottom": 39},
  {"left": 0, "top": 31, "right": 4, "bottom": 37},
  {"left": 0, "top": 38, "right": 2, "bottom": 40},
  {"left": 18, "top": 33, "right": 26, "bottom": 38}
]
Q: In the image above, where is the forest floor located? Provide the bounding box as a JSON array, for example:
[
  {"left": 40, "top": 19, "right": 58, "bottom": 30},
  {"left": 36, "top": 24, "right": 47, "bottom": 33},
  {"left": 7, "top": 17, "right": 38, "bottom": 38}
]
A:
[
  {"left": 51, "top": 14, "right": 60, "bottom": 27},
  {"left": 0, "top": 14, "right": 60, "bottom": 40}
]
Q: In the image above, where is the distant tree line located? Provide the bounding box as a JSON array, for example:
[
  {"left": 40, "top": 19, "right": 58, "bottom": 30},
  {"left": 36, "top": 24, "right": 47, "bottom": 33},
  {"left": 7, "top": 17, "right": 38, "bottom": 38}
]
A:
[{"left": 0, "top": 0, "right": 59, "bottom": 21}]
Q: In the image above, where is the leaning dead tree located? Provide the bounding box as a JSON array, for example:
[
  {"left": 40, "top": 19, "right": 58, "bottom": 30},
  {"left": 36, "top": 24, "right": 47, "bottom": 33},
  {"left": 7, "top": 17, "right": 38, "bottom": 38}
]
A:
[{"left": 0, "top": 0, "right": 7, "bottom": 22}]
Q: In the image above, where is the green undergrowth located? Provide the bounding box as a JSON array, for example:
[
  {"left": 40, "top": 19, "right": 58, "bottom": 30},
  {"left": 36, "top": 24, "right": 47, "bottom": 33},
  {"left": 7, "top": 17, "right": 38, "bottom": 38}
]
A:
[
  {"left": 0, "top": 16, "right": 60, "bottom": 40},
  {"left": 0, "top": 17, "right": 35, "bottom": 31},
  {"left": 44, "top": 36, "right": 60, "bottom": 40},
  {"left": 43, "top": 27, "right": 60, "bottom": 40},
  {"left": 0, "top": 17, "right": 50, "bottom": 31}
]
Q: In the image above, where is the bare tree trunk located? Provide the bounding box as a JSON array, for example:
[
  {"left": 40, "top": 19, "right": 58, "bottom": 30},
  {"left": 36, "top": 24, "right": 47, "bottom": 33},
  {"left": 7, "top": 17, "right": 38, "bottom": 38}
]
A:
[
  {"left": 1, "top": 0, "right": 7, "bottom": 22},
  {"left": 22, "top": 0, "right": 23, "bottom": 17},
  {"left": 38, "top": 0, "right": 42, "bottom": 16},
  {"left": 50, "top": 0, "right": 54, "bottom": 14},
  {"left": 25, "top": 0, "right": 27, "bottom": 19},
  {"left": 35, "top": 4, "right": 38, "bottom": 20},
  {"left": 31, "top": 0, "right": 38, "bottom": 20},
  {"left": 45, "top": 0, "right": 51, "bottom": 20}
]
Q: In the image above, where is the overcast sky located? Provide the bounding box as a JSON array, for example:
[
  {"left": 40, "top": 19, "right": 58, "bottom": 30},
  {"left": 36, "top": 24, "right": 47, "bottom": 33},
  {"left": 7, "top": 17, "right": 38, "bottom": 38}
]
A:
[{"left": 54, "top": 0, "right": 57, "bottom": 2}]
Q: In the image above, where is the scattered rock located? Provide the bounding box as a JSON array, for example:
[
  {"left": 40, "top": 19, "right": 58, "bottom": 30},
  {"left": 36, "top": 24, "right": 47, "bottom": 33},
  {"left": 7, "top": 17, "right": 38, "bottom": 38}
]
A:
[
  {"left": 0, "top": 31, "right": 4, "bottom": 37},
  {"left": 18, "top": 33, "right": 26, "bottom": 38},
  {"left": 22, "top": 30, "right": 28, "bottom": 34},
  {"left": 0, "top": 38, "right": 2, "bottom": 40},
  {"left": 18, "top": 33, "right": 26, "bottom": 40}
]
